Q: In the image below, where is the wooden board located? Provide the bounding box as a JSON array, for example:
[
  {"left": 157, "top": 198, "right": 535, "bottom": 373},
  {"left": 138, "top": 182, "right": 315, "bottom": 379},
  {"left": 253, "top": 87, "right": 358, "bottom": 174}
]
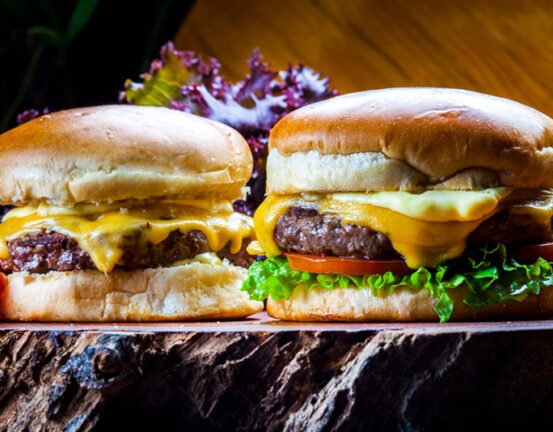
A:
[
  {"left": 3, "top": 313, "right": 553, "bottom": 430},
  {"left": 2, "top": 312, "right": 553, "bottom": 333}
]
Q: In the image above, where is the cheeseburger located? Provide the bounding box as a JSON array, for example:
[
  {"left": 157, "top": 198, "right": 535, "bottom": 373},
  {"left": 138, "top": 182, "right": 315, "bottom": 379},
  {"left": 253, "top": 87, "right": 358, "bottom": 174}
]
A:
[
  {"left": 243, "top": 88, "right": 553, "bottom": 322},
  {"left": 0, "top": 105, "right": 262, "bottom": 321}
]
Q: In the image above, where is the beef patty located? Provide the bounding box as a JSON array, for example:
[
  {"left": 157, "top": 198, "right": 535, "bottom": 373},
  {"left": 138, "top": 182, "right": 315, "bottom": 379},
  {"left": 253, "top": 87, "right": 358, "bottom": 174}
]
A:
[
  {"left": 0, "top": 230, "right": 253, "bottom": 274},
  {"left": 274, "top": 206, "right": 553, "bottom": 259},
  {"left": 468, "top": 209, "right": 553, "bottom": 246},
  {"left": 274, "top": 207, "right": 398, "bottom": 259}
]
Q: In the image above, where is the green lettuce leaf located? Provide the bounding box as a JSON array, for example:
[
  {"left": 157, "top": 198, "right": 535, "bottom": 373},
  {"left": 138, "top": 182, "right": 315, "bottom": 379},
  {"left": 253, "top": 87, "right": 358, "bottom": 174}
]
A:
[
  {"left": 122, "top": 43, "right": 202, "bottom": 107},
  {"left": 242, "top": 244, "right": 553, "bottom": 322}
]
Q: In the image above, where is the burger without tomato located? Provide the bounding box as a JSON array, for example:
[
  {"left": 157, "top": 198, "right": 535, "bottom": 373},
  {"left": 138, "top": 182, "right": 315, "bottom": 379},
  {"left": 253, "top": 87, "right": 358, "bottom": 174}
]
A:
[
  {"left": 0, "top": 105, "right": 262, "bottom": 321},
  {"left": 243, "top": 88, "right": 553, "bottom": 322}
]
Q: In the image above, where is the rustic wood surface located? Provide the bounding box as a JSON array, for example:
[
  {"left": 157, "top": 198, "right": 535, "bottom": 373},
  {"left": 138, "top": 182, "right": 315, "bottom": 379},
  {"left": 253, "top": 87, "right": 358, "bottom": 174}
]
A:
[
  {"left": 175, "top": 0, "right": 553, "bottom": 116},
  {"left": 2, "top": 313, "right": 553, "bottom": 431},
  {"left": 2, "top": 312, "right": 553, "bottom": 332}
]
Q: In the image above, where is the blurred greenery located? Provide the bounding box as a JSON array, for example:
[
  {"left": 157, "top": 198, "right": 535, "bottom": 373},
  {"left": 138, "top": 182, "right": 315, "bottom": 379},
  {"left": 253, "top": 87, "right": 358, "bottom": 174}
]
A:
[
  {"left": 0, "top": 0, "right": 194, "bottom": 132},
  {"left": 0, "top": 0, "right": 101, "bottom": 130}
]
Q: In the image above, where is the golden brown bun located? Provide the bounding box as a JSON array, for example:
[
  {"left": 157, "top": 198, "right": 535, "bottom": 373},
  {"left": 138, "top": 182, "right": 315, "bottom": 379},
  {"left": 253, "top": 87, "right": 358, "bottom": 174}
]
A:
[
  {"left": 0, "top": 105, "right": 252, "bottom": 206},
  {"left": 269, "top": 88, "right": 553, "bottom": 192},
  {"left": 0, "top": 260, "right": 263, "bottom": 322},
  {"left": 266, "top": 285, "right": 553, "bottom": 322}
]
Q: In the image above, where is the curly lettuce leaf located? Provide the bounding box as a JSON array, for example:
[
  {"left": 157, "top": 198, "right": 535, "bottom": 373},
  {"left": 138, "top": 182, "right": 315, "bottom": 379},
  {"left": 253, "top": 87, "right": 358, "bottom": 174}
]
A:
[
  {"left": 242, "top": 244, "right": 553, "bottom": 322},
  {"left": 121, "top": 42, "right": 220, "bottom": 108}
]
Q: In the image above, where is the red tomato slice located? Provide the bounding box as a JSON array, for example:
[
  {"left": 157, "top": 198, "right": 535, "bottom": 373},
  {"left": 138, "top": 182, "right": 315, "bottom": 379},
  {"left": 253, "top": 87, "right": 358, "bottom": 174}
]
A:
[
  {"left": 285, "top": 253, "right": 411, "bottom": 276},
  {"left": 511, "top": 242, "right": 553, "bottom": 263}
]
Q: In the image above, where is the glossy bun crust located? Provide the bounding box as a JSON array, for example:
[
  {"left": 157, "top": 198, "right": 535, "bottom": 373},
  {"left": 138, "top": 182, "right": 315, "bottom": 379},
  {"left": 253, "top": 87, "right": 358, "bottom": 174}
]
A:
[
  {"left": 267, "top": 285, "right": 553, "bottom": 322},
  {"left": 0, "top": 105, "right": 253, "bottom": 206},
  {"left": 268, "top": 88, "right": 553, "bottom": 193}
]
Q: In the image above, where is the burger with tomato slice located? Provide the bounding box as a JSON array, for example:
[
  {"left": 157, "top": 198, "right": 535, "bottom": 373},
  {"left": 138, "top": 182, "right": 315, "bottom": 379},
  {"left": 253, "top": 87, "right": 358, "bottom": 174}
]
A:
[
  {"left": 0, "top": 105, "right": 263, "bottom": 321},
  {"left": 243, "top": 87, "right": 553, "bottom": 322}
]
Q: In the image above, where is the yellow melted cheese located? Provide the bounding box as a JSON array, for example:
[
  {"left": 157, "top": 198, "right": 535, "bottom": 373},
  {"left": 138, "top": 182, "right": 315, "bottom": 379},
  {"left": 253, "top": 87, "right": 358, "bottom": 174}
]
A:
[
  {"left": 509, "top": 190, "right": 553, "bottom": 225},
  {"left": 0, "top": 202, "right": 254, "bottom": 273},
  {"left": 253, "top": 188, "right": 513, "bottom": 269},
  {"left": 330, "top": 188, "right": 511, "bottom": 222}
]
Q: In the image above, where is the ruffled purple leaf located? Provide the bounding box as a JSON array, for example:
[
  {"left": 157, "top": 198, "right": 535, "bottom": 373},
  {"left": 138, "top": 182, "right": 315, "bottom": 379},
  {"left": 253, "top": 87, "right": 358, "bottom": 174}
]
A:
[{"left": 16, "top": 108, "right": 49, "bottom": 125}]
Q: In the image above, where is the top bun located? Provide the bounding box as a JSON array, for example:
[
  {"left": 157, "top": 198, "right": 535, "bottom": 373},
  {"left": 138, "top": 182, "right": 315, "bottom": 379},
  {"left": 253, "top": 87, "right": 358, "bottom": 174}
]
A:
[
  {"left": 267, "top": 88, "right": 553, "bottom": 194},
  {"left": 0, "top": 105, "right": 252, "bottom": 206}
]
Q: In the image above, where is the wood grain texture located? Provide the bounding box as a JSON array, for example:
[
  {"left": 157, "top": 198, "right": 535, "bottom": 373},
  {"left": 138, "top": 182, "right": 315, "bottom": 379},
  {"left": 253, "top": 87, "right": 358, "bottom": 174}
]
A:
[
  {"left": 174, "top": 0, "right": 553, "bottom": 115},
  {"left": 3, "top": 322, "right": 553, "bottom": 430}
]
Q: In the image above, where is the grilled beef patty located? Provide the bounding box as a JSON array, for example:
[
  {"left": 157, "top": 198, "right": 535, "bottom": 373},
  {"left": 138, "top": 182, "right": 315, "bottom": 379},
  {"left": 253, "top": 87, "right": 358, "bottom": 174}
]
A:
[
  {"left": 274, "top": 207, "right": 398, "bottom": 259},
  {"left": 274, "top": 206, "right": 553, "bottom": 259},
  {"left": 0, "top": 230, "right": 253, "bottom": 274},
  {"left": 468, "top": 209, "right": 553, "bottom": 246},
  {"left": 4, "top": 232, "right": 95, "bottom": 273}
]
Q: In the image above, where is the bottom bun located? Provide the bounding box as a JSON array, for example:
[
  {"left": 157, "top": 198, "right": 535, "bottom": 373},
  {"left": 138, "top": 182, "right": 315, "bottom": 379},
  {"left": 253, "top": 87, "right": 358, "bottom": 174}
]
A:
[
  {"left": 266, "top": 285, "right": 553, "bottom": 322},
  {"left": 0, "top": 257, "right": 263, "bottom": 321}
]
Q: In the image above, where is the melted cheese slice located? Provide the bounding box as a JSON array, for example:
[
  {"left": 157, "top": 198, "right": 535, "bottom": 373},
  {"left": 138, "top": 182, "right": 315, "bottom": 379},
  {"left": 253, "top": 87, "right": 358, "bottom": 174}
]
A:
[
  {"left": 254, "top": 188, "right": 512, "bottom": 269},
  {"left": 509, "top": 190, "right": 553, "bottom": 225},
  {"left": 0, "top": 202, "right": 254, "bottom": 273},
  {"left": 330, "top": 188, "right": 510, "bottom": 222}
]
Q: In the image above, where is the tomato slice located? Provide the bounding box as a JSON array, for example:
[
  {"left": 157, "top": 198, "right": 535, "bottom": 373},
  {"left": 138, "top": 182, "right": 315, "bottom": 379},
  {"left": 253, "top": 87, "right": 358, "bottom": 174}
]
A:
[
  {"left": 285, "top": 253, "right": 411, "bottom": 276},
  {"left": 510, "top": 242, "right": 553, "bottom": 264}
]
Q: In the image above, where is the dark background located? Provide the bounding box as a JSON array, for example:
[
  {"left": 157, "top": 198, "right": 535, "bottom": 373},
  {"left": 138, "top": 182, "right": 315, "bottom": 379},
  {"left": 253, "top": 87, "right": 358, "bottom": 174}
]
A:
[{"left": 0, "top": 0, "right": 195, "bottom": 132}]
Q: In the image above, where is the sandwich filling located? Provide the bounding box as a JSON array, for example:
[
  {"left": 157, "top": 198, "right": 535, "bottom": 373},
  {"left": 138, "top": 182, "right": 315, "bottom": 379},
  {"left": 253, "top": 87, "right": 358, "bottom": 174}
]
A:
[
  {"left": 251, "top": 188, "right": 522, "bottom": 267},
  {"left": 0, "top": 200, "right": 255, "bottom": 274},
  {"left": 244, "top": 188, "right": 553, "bottom": 321}
]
